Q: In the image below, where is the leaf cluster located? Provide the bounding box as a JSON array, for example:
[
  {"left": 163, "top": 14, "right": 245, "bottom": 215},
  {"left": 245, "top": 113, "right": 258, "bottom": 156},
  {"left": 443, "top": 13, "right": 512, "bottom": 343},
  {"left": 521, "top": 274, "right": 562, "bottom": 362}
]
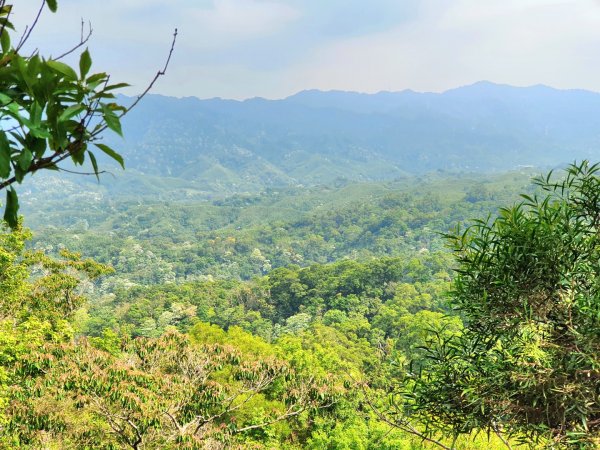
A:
[
  {"left": 406, "top": 161, "right": 600, "bottom": 448},
  {"left": 0, "top": 1, "right": 127, "bottom": 226}
]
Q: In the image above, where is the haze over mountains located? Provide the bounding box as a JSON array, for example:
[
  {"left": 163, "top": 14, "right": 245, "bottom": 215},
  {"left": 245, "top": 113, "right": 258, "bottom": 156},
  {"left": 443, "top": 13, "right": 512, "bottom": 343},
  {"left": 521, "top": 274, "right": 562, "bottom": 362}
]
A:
[{"left": 30, "top": 81, "right": 600, "bottom": 201}]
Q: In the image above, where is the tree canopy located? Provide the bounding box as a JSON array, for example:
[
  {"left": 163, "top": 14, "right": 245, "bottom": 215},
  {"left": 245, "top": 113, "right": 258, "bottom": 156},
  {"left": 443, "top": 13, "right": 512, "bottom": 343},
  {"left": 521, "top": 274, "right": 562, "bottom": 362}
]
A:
[{"left": 405, "top": 161, "right": 600, "bottom": 448}]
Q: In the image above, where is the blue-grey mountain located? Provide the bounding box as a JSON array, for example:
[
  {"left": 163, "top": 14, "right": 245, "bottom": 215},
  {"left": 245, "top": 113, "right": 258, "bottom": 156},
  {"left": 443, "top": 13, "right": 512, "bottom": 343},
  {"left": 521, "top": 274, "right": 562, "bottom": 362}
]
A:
[{"left": 95, "top": 81, "right": 600, "bottom": 195}]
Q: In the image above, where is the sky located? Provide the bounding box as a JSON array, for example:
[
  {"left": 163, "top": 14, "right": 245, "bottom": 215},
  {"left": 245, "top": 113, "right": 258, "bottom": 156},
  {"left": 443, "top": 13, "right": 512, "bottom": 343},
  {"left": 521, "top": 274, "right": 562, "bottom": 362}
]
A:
[{"left": 14, "top": 0, "right": 600, "bottom": 99}]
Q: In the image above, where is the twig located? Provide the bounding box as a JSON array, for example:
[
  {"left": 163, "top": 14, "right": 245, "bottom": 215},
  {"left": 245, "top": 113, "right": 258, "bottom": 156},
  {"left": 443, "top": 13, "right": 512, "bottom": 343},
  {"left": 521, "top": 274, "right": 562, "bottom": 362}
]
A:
[
  {"left": 360, "top": 381, "right": 454, "bottom": 450},
  {"left": 54, "top": 19, "right": 92, "bottom": 60},
  {"left": 83, "top": 28, "right": 178, "bottom": 141},
  {"left": 0, "top": 148, "right": 71, "bottom": 190},
  {"left": 0, "top": 25, "right": 177, "bottom": 193},
  {"left": 56, "top": 167, "right": 109, "bottom": 177},
  {"left": 492, "top": 421, "right": 513, "bottom": 450},
  {"left": 233, "top": 405, "right": 315, "bottom": 433},
  {"left": 16, "top": 0, "right": 44, "bottom": 51},
  {"left": 122, "top": 28, "right": 178, "bottom": 116}
]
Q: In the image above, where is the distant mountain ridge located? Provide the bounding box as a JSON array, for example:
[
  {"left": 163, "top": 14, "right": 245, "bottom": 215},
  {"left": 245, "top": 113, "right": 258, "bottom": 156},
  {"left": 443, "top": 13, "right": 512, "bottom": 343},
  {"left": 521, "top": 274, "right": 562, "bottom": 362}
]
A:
[{"left": 94, "top": 82, "right": 600, "bottom": 195}]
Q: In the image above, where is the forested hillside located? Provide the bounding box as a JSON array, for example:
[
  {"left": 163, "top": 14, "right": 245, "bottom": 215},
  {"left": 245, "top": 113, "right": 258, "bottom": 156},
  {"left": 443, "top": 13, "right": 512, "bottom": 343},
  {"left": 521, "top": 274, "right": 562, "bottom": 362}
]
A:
[
  {"left": 22, "top": 171, "right": 533, "bottom": 282},
  {"left": 87, "top": 82, "right": 600, "bottom": 195},
  {"left": 9, "top": 170, "right": 538, "bottom": 448},
  {"left": 4, "top": 2, "right": 600, "bottom": 448},
  {"left": 21, "top": 83, "right": 600, "bottom": 201},
  {"left": 5, "top": 44, "right": 597, "bottom": 450}
]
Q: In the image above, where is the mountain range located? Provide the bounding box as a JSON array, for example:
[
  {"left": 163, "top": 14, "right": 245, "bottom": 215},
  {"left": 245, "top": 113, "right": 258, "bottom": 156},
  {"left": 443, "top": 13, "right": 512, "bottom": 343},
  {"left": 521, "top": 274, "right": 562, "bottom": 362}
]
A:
[{"left": 37, "top": 81, "right": 600, "bottom": 199}]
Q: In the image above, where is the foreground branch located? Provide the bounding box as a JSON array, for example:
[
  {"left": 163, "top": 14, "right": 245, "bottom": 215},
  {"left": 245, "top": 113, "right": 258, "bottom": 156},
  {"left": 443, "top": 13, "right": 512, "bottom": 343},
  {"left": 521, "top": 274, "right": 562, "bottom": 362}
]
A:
[{"left": 361, "top": 382, "right": 454, "bottom": 450}]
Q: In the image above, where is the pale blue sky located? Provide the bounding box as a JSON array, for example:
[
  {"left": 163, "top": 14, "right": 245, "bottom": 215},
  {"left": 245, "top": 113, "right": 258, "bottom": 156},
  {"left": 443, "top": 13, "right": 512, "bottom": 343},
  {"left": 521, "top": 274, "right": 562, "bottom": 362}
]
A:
[{"left": 15, "top": 0, "right": 600, "bottom": 99}]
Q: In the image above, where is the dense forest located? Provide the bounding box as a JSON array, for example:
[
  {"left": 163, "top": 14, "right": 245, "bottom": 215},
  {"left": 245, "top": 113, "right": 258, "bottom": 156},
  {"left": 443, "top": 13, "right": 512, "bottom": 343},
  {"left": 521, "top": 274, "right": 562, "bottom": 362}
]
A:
[
  {"left": 6, "top": 171, "right": 531, "bottom": 449},
  {"left": 3, "top": 2, "right": 600, "bottom": 449}
]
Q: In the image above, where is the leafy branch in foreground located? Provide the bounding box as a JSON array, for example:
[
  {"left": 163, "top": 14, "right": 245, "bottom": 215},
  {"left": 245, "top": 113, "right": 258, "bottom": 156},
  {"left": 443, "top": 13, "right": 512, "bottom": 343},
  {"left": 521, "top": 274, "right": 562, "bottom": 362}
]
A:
[
  {"left": 0, "top": 1, "right": 177, "bottom": 227},
  {"left": 400, "top": 161, "right": 600, "bottom": 449}
]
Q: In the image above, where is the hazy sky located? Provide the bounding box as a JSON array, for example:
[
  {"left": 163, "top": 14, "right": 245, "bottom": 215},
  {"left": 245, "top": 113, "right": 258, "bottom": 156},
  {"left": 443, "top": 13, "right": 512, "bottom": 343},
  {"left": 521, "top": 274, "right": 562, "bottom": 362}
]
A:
[{"left": 14, "top": 0, "right": 600, "bottom": 99}]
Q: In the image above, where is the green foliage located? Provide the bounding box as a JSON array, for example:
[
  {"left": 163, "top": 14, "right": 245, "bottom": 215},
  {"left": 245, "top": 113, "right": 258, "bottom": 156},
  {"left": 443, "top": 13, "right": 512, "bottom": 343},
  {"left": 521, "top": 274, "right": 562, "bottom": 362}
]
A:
[
  {"left": 0, "top": 2, "right": 127, "bottom": 226},
  {"left": 406, "top": 161, "right": 600, "bottom": 448},
  {"left": 0, "top": 224, "right": 345, "bottom": 449},
  {"left": 22, "top": 172, "right": 530, "bottom": 283},
  {"left": 6, "top": 329, "right": 340, "bottom": 449},
  {"left": 76, "top": 255, "right": 452, "bottom": 352},
  {"left": 0, "top": 221, "right": 112, "bottom": 439},
  {"left": 0, "top": 158, "right": 546, "bottom": 448}
]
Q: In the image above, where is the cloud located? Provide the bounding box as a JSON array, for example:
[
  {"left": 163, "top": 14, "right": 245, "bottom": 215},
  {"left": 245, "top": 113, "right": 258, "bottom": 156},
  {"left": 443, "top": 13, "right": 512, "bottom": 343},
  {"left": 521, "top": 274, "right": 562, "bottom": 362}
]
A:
[
  {"left": 10, "top": 0, "right": 600, "bottom": 99},
  {"left": 192, "top": 0, "right": 301, "bottom": 42},
  {"left": 15, "top": 0, "right": 300, "bottom": 48},
  {"left": 283, "top": 0, "right": 600, "bottom": 94}
]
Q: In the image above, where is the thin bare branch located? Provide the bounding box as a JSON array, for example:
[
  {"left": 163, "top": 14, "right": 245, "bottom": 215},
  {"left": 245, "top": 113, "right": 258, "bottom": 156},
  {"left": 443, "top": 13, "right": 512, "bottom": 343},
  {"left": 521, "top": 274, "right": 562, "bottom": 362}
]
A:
[
  {"left": 492, "top": 422, "right": 513, "bottom": 450},
  {"left": 16, "top": 0, "right": 44, "bottom": 51},
  {"left": 54, "top": 19, "right": 93, "bottom": 61},
  {"left": 233, "top": 406, "right": 308, "bottom": 433},
  {"left": 56, "top": 166, "right": 110, "bottom": 177},
  {"left": 123, "top": 28, "right": 178, "bottom": 116},
  {"left": 163, "top": 411, "right": 183, "bottom": 434},
  {"left": 0, "top": 26, "right": 178, "bottom": 194},
  {"left": 360, "top": 382, "right": 454, "bottom": 450},
  {"left": 80, "top": 28, "right": 178, "bottom": 144}
]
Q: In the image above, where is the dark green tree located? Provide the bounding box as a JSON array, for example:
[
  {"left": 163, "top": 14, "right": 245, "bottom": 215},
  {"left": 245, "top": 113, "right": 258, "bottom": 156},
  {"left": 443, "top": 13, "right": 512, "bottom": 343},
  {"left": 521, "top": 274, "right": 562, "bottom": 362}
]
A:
[
  {"left": 405, "top": 161, "right": 600, "bottom": 448},
  {"left": 0, "top": 1, "right": 175, "bottom": 226}
]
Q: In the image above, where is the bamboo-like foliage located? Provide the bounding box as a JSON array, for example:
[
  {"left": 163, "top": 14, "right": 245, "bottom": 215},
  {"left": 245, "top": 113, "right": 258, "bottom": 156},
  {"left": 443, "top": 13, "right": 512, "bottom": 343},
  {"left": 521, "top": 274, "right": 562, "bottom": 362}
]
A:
[{"left": 405, "top": 161, "right": 600, "bottom": 448}]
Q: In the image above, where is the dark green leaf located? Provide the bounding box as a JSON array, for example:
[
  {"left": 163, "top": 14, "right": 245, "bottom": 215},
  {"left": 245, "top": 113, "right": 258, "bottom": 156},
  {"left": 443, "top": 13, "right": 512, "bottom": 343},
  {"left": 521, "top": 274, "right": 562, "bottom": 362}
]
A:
[
  {"left": 71, "top": 148, "right": 85, "bottom": 165},
  {"left": 88, "top": 151, "right": 100, "bottom": 182},
  {"left": 47, "top": 59, "right": 78, "bottom": 80},
  {"left": 86, "top": 72, "right": 108, "bottom": 86},
  {"left": 46, "top": 0, "right": 58, "bottom": 13},
  {"left": 95, "top": 143, "right": 124, "bottom": 169},
  {"left": 30, "top": 137, "right": 47, "bottom": 158},
  {"left": 0, "top": 131, "right": 10, "bottom": 178},
  {"left": 102, "top": 105, "right": 123, "bottom": 136},
  {"left": 79, "top": 48, "right": 92, "bottom": 78},
  {"left": 0, "top": 28, "right": 10, "bottom": 53},
  {"left": 17, "top": 149, "right": 33, "bottom": 171},
  {"left": 28, "top": 126, "right": 52, "bottom": 139},
  {"left": 58, "top": 104, "right": 86, "bottom": 122},
  {"left": 104, "top": 82, "right": 130, "bottom": 91},
  {"left": 4, "top": 187, "right": 18, "bottom": 228},
  {"left": 13, "top": 167, "right": 24, "bottom": 183},
  {"left": 29, "top": 102, "right": 43, "bottom": 126}
]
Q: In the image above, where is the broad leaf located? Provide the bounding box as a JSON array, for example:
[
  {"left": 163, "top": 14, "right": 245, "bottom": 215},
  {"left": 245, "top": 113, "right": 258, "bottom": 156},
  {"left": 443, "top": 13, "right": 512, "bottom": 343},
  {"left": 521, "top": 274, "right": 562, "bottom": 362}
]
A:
[
  {"left": 0, "top": 27, "right": 9, "bottom": 53},
  {"left": 47, "top": 59, "right": 78, "bottom": 80},
  {"left": 58, "top": 104, "right": 86, "bottom": 122},
  {"left": 95, "top": 143, "right": 124, "bottom": 168},
  {"left": 17, "top": 149, "right": 32, "bottom": 171},
  {"left": 88, "top": 151, "right": 100, "bottom": 181},
  {"left": 0, "top": 131, "right": 10, "bottom": 178},
  {"left": 4, "top": 187, "right": 18, "bottom": 228},
  {"left": 46, "top": 0, "right": 58, "bottom": 13},
  {"left": 79, "top": 48, "right": 91, "bottom": 78},
  {"left": 101, "top": 105, "right": 123, "bottom": 136}
]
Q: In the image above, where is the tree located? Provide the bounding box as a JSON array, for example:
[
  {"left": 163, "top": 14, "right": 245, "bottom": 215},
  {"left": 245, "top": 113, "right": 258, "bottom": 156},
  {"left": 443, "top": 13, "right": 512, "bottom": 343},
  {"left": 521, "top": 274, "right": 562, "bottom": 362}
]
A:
[
  {"left": 0, "top": 220, "right": 112, "bottom": 436},
  {"left": 404, "top": 161, "right": 600, "bottom": 448},
  {"left": 0, "top": 1, "right": 176, "bottom": 226},
  {"left": 5, "top": 327, "right": 340, "bottom": 449}
]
